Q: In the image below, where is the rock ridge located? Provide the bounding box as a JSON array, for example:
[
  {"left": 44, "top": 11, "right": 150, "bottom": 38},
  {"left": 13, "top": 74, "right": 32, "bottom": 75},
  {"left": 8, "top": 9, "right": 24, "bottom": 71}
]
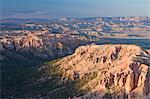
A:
[{"left": 56, "top": 44, "right": 150, "bottom": 98}]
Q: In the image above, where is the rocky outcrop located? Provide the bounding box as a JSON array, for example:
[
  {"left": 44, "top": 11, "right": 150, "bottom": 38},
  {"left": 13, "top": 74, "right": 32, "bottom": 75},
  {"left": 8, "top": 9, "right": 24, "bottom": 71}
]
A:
[
  {"left": 0, "top": 34, "right": 89, "bottom": 59},
  {"left": 56, "top": 44, "right": 150, "bottom": 98}
]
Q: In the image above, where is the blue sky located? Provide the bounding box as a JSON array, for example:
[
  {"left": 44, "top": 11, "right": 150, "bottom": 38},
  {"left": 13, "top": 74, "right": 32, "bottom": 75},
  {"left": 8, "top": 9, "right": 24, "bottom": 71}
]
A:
[{"left": 1, "top": 0, "right": 149, "bottom": 18}]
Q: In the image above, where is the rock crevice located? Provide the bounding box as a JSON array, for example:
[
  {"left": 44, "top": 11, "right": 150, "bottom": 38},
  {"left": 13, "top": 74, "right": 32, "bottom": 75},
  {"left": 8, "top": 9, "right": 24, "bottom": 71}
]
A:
[{"left": 56, "top": 44, "right": 150, "bottom": 98}]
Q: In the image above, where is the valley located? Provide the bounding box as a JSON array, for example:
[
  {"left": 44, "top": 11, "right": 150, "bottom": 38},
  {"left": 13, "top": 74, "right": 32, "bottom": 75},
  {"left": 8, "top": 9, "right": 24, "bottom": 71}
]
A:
[{"left": 1, "top": 17, "right": 150, "bottom": 98}]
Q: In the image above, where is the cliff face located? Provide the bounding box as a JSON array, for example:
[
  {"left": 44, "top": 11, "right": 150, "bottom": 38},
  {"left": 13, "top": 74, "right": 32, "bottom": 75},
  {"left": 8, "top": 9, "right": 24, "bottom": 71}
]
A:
[
  {"left": 56, "top": 44, "right": 150, "bottom": 98},
  {"left": 0, "top": 34, "right": 89, "bottom": 60}
]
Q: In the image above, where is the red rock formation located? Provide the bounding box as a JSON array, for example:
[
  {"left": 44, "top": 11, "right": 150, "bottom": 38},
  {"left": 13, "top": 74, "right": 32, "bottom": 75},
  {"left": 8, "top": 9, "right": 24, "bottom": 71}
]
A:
[{"left": 56, "top": 44, "right": 150, "bottom": 98}]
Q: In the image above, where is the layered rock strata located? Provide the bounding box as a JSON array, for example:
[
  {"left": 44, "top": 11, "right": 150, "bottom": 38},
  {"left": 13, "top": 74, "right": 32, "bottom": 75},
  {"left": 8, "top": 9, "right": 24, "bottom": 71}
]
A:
[{"left": 56, "top": 44, "right": 150, "bottom": 98}]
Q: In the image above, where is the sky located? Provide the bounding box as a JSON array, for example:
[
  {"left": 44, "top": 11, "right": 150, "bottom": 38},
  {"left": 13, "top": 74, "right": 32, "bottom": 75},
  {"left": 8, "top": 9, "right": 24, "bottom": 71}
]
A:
[{"left": 1, "top": 0, "right": 150, "bottom": 18}]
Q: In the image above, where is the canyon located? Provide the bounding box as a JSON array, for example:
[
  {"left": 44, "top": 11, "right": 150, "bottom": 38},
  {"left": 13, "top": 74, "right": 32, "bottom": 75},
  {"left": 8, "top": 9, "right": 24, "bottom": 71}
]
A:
[
  {"left": 1, "top": 17, "right": 150, "bottom": 98},
  {"left": 43, "top": 44, "right": 150, "bottom": 98}
]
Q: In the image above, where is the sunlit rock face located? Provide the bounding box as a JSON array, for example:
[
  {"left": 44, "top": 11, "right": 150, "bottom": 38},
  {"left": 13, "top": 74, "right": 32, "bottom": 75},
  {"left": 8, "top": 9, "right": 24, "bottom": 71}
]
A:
[{"left": 56, "top": 44, "right": 150, "bottom": 98}]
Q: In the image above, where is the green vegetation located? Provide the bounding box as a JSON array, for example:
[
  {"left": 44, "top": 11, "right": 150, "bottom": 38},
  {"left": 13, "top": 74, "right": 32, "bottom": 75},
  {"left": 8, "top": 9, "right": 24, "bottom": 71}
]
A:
[
  {"left": 74, "top": 72, "right": 98, "bottom": 91},
  {"left": 39, "top": 60, "right": 98, "bottom": 98},
  {"left": 1, "top": 50, "right": 46, "bottom": 98},
  {"left": 1, "top": 50, "right": 98, "bottom": 98},
  {"left": 103, "top": 93, "right": 112, "bottom": 99}
]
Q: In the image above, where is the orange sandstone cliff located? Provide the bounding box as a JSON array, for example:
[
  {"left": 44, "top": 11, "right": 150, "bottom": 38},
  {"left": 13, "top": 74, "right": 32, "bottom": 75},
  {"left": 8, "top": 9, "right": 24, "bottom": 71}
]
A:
[{"left": 55, "top": 44, "right": 150, "bottom": 98}]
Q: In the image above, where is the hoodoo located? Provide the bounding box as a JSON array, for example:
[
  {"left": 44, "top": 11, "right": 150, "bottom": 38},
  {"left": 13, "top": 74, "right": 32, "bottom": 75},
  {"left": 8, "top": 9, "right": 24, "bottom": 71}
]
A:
[{"left": 55, "top": 44, "right": 150, "bottom": 98}]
